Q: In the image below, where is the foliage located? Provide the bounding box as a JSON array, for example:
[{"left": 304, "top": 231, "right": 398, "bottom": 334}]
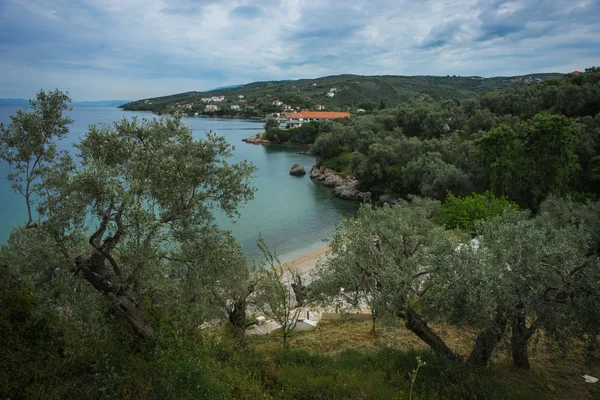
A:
[
  {"left": 0, "top": 89, "right": 73, "bottom": 227},
  {"left": 121, "top": 72, "right": 565, "bottom": 116},
  {"left": 437, "top": 191, "right": 519, "bottom": 231},
  {"left": 254, "top": 238, "right": 304, "bottom": 347}
]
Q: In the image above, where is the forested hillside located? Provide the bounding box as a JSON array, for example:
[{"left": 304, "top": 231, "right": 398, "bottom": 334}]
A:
[
  {"left": 120, "top": 72, "right": 563, "bottom": 117},
  {"left": 312, "top": 68, "right": 600, "bottom": 208}
]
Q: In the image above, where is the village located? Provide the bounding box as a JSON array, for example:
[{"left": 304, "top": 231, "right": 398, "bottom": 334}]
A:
[{"left": 159, "top": 85, "right": 367, "bottom": 126}]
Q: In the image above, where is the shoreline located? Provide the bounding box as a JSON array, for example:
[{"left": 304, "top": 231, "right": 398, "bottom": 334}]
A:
[{"left": 283, "top": 245, "right": 330, "bottom": 275}]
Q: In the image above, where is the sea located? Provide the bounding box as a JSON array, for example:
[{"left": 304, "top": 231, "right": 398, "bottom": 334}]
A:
[{"left": 0, "top": 105, "right": 357, "bottom": 263}]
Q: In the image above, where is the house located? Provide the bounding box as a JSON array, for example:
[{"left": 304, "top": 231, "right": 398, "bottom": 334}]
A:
[
  {"left": 287, "top": 111, "right": 351, "bottom": 128},
  {"left": 184, "top": 103, "right": 192, "bottom": 110},
  {"left": 204, "top": 104, "right": 219, "bottom": 112},
  {"left": 201, "top": 97, "right": 212, "bottom": 102},
  {"left": 211, "top": 96, "right": 225, "bottom": 102},
  {"left": 230, "top": 105, "right": 240, "bottom": 110},
  {"left": 315, "top": 104, "right": 325, "bottom": 110},
  {"left": 356, "top": 108, "right": 366, "bottom": 113},
  {"left": 238, "top": 95, "right": 245, "bottom": 99},
  {"left": 326, "top": 92, "right": 335, "bottom": 98},
  {"left": 330, "top": 88, "right": 337, "bottom": 92},
  {"left": 272, "top": 100, "right": 283, "bottom": 106},
  {"left": 144, "top": 99, "right": 150, "bottom": 104},
  {"left": 570, "top": 70, "right": 582, "bottom": 76},
  {"left": 301, "top": 108, "right": 309, "bottom": 112},
  {"left": 283, "top": 104, "right": 292, "bottom": 111}
]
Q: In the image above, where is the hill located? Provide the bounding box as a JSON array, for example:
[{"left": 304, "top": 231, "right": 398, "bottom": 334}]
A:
[{"left": 120, "top": 72, "right": 564, "bottom": 117}]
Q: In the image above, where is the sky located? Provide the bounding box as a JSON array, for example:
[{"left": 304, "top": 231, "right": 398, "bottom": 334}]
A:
[{"left": 0, "top": 0, "right": 599, "bottom": 101}]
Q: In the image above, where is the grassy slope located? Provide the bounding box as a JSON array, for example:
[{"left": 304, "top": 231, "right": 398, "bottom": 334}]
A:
[
  {"left": 238, "top": 319, "right": 600, "bottom": 399},
  {"left": 120, "top": 73, "right": 564, "bottom": 114}
]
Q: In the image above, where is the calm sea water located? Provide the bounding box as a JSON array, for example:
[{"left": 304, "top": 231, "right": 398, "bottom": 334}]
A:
[{"left": 0, "top": 105, "right": 357, "bottom": 262}]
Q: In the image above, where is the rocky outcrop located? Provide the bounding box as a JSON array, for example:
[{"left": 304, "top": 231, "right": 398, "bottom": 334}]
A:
[
  {"left": 310, "top": 166, "right": 370, "bottom": 202},
  {"left": 309, "top": 165, "right": 398, "bottom": 205},
  {"left": 290, "top": 163, "right": 306, "bottom": 176}
]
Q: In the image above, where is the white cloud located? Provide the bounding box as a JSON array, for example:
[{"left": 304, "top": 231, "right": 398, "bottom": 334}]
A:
[{"left": 0, "top": 0, "right": 598, "bottom": 100}]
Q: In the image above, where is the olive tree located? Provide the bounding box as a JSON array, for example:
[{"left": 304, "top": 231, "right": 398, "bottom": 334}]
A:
[
  {"left": 254, "top": 240, "right": 305, "bottom": 347},
  {"left": 0, "top": 89, "right": 73, "bottom": 228},
  {"left": 1, "top": 92, "right": 257, "bottom": 338}
]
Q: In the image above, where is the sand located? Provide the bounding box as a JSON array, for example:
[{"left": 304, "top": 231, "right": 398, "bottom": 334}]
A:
[{"left": 281, "top": 245, "right": 330, "bottom": 276}]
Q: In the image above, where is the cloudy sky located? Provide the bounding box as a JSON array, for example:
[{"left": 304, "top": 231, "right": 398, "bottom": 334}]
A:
[{"left": 0, "top": 0, "right": 598, "bottom": 101}]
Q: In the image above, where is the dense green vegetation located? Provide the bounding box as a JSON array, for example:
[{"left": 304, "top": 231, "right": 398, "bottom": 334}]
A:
[
  {"left": 2, "top": 72, "right": 600, "bottom": 399},
  {"left": 312, "top": 68, "right": 600, "bottom": 208},
  {"left": 120, "top": 72, "right": 563, "bottom": 117}
]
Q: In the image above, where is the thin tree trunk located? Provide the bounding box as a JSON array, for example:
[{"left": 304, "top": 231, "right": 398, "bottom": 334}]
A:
[
  {"left": 511, "top": 314, "right": 536, "bottom": 369},
  {"left": 468, "top": 312, "right": 508, "bottom": 367},
  {"left": 404, "top": 306, "right": 456, "bottom": 359}
]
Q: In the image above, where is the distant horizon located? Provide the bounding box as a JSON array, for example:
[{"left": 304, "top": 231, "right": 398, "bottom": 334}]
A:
[{"left": 0, "top": 69, "right": 573, "bottom": 103}]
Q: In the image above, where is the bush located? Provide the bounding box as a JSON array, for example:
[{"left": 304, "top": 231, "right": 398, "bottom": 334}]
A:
[{"left": 437, "top": 191, "right": 519, "bottom": 231}]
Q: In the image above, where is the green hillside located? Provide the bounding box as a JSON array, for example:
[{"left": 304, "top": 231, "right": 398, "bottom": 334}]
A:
[{"left": 120, "top": 72, "right": 564, "bottom": 117}]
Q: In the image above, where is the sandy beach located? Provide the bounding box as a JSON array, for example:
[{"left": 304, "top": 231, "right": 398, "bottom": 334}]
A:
[{"left": 283, "top": 245, "right": 330, "bottom": 275}]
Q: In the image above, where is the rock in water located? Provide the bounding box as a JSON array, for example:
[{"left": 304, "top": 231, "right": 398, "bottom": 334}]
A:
[{"left": 289, "top": 163, "right": 306, "bottom": 176}]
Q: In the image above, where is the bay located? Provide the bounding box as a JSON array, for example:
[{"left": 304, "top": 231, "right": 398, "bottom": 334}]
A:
[{"left": 0, "top": 105, "right": 357, "bottom": 263}]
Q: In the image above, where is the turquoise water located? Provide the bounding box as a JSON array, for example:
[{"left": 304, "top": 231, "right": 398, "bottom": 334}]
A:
[{"left": 0, "top": 105, "right": 357, "bottom": 262}]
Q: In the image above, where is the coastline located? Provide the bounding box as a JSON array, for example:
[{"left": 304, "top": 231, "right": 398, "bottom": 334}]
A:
[{"left": 283, "top": 245, "right": 330, "bottom": 275}]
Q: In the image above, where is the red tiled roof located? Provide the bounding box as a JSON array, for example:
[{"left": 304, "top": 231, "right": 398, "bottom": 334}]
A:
[
  {"left": 570, "top": 70, "right": 582, "bottom": 76},
  {"left": 288, "top": 111, "right": 351, "bottom": 120}
]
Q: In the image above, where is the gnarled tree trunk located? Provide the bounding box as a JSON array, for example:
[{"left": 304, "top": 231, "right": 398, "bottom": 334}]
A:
[
  {"left": 511, "top": 314, "right": 536, "bottom": 369},
  {"left": 468, "top": 312, "right": 508, "bottom": 367},
  {"left": 404, "top": 306, "right": 456, "bottom": 359},
  {"left": 227, "top": 297, "right": 248, "bottom": 338},
  {"left": 73, "top": 251, "right": 154, "bottom": 339}
]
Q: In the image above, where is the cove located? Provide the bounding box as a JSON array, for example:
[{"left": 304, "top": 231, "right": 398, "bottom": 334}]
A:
[{"left": 0, "top": 105, "right": 357, "bottom": 263}]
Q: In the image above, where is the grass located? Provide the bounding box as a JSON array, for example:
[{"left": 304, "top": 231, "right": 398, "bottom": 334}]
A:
[{"left": 245, "top": 319, "right": 600, "bottom": 399}]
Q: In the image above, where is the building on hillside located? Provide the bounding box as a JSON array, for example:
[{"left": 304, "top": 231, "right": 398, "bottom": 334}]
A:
[
  {"left": 230, "top": 105, "right": 240, "bottom": 110},
  {"left": 201, "top": 97, "right": 212, "bottom": 102},
  {"left": 356, "top": 108, "right": 366, "bottom": 113},
  {"left": 326, "top": 92, "right": 335, "bottom": 98},
  {"left": 315, "top": 104, "right": 325, "bottom": 110},
  {"left": 184, "top": 103, "right": 192, "bottom": 109},
  {"left": 287, "top": 111, "right": 351, "bottom": 128},
  {"left": 283, "top": 104, "right": 292, "bottom": 110},
  {"left": 272, "top": 100, "right": 283, "bottom": 106},
  {"left": 570, "top": 70, "right": 582, "bottom": 76},
  {"left": 238, "top": 95, "right": 245, "bottom": 99},
  {"left": 330, "top": 88, "right": 337, "bottom": 92},
  {"left": 312, "top": 83, "right": 317, "bottom": 86},
  {"left": 204, "top": 104, "right": 219, "bottom": 112}
]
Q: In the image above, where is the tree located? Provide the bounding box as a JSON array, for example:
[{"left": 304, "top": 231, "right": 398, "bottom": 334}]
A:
[
  {"left": 255, "top": 239, "right": 305, "bottom": 347},
  {"left": 476, "top": 124, "right": 521, "bottom": 198},
  {"left": 264, "top": 117, "right": 279, "bottom": 132},
  {"left": 0, "top": 89, "right": 73, "bottom": 228},
  {"left": 437, "top": 191, "right": 518, "bottom": 232},
  {"left": 519, "top": 113, "right": 581, "bottom": 210},
  {"left": 312, "top": 198, "right": 461, "bottom": 359},
  {"left": 454, "top": 197, "right": 600, "bottom": 369},
  {"left": 1, "top": 93, "right": 257, "bottom": 338}
]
